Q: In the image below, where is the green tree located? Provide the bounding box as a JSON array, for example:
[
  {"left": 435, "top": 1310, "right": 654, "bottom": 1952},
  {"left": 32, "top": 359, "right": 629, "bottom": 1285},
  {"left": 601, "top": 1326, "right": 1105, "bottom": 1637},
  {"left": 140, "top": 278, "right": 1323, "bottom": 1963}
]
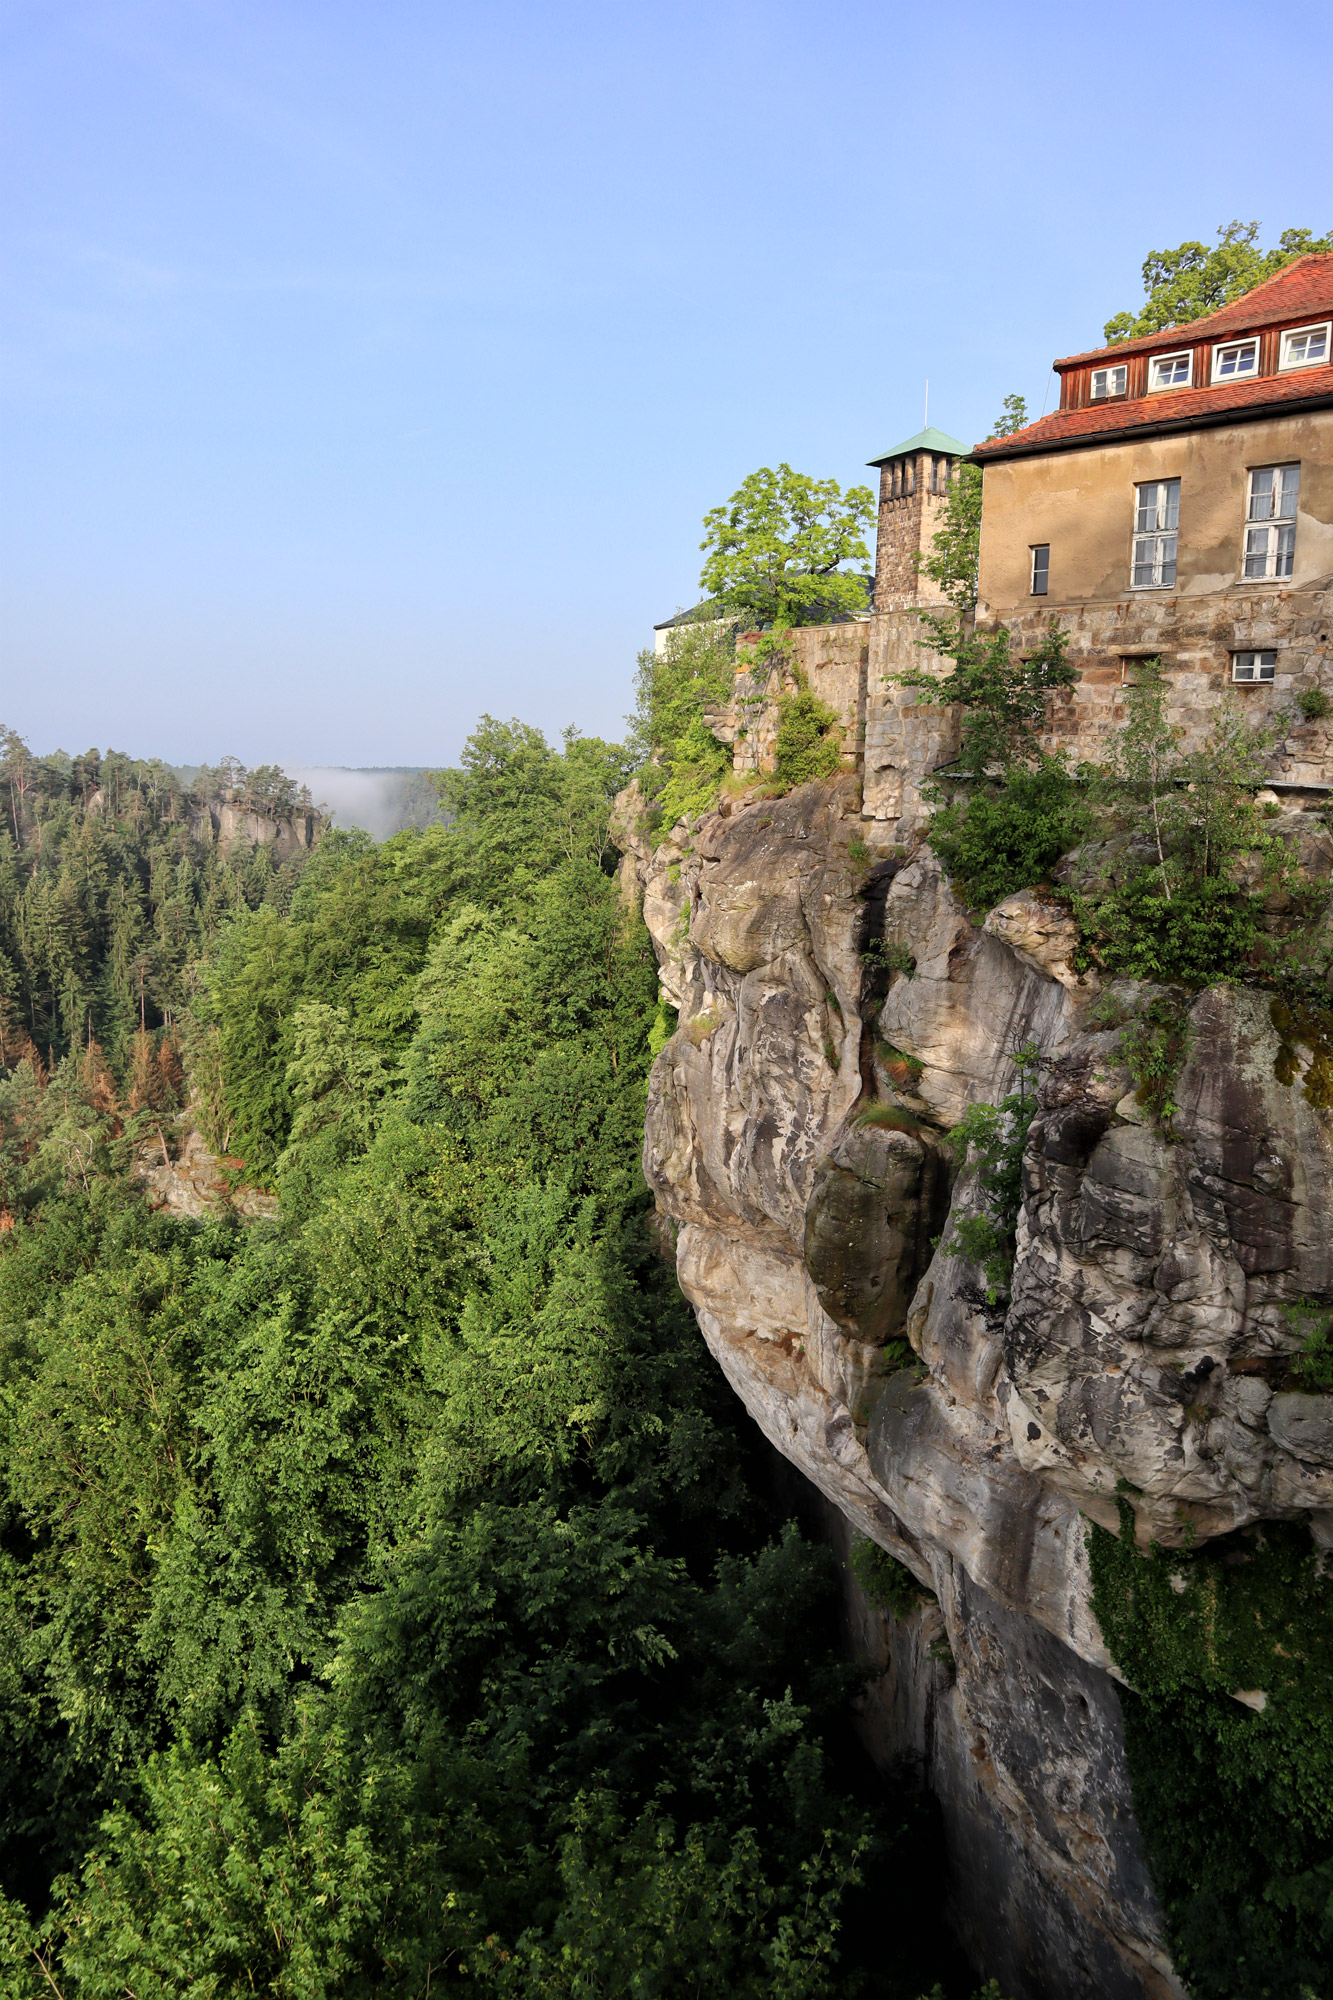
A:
[
  {"left": 1078, "top": 674, "right": 1279, "bottom": 984},
  {"left": 628, "top": 621, "right": 736, "bottom": 830},
  {"left": 901, "top": 621, "right": 1078, "bottom": 777},
  {"left": 918, "top": 397, "right": 1029, "bottom": 615},
  {"left": 699, "top": 465, "right": 874, "bottom": 628},
  {"left": 1104, "top": 220, "right": 1333, "bottom": 343}
]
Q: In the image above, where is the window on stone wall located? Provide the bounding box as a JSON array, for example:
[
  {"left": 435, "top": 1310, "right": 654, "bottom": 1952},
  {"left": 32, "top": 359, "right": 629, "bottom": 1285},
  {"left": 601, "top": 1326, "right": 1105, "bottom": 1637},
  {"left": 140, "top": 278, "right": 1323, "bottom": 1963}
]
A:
[
  {"left": 1090, "top": 364, "right": 1127, "bottom": 400},
  {"left": 1029, "top": 545, "right": 1049, "bottom": 595},
  {"left": 1244, "top": 465, "right": 1300, "bottom": 580},
  {"left": 1233, "top": 650, "right": 1277, "bottom": 683},
  {"left": 1131, "top": 479, "right": 1180, "bottom": 588}
]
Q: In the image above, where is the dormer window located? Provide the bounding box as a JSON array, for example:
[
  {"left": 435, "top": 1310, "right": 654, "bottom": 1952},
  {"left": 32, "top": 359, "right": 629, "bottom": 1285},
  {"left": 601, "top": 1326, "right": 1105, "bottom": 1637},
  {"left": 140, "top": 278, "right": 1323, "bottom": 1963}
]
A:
[
  {"left": 1148, "top": 350, "right": 1193, "bottom": 391},
  {"left": 1090, "top": 364, "right": 1128, "bottom": 401},
  {"left": 1281, "top": 322, "right": 1330, "bottom": 370},
  {"left": 1213, "top": 338, "right": 1258, "bottom": 382}
]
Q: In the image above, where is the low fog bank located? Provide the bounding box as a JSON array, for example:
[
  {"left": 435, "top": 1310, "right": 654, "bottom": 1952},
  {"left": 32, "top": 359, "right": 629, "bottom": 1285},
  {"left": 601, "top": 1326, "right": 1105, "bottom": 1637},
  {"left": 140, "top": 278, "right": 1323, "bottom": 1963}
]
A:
[{"left": 288, "top": 767, "right": 442, "bottom": 840}]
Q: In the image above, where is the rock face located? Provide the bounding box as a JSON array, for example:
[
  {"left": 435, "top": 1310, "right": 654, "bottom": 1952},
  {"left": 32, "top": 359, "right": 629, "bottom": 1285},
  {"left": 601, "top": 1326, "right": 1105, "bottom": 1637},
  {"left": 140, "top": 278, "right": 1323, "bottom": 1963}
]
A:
[
  {"left": 617, "top": 773, "right": 1333, "bottom": 1999},
  {"left": 137, "top": 1114, "right": 278, "bottom": 1221}
]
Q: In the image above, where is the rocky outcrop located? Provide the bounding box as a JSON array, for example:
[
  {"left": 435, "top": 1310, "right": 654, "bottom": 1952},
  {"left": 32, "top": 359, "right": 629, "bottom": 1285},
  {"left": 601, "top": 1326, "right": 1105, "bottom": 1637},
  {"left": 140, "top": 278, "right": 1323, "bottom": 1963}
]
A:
[
  {"left": 187, "top": 798, "right": 323, "bottom": 859},
  {"left": 617, "top": 772, "right": 1333, "bottom": 1999},
  {"left": 137, "top": 1113, "right": 278, "bottom": 1221}
]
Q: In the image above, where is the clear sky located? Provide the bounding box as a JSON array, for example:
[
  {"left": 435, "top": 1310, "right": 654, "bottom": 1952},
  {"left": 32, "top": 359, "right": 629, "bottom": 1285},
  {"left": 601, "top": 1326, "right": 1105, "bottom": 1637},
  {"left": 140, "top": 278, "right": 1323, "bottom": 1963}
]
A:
[{"left": 4, "top": 0, "right": 1330, "bottom": 770}]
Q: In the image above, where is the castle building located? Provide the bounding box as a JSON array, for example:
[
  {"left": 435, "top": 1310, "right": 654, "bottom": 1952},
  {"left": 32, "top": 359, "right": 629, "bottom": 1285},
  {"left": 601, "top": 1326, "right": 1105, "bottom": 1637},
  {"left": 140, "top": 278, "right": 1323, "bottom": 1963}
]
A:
[{"left": 971, "top": 255, "right": 1333, "bottom": 785}]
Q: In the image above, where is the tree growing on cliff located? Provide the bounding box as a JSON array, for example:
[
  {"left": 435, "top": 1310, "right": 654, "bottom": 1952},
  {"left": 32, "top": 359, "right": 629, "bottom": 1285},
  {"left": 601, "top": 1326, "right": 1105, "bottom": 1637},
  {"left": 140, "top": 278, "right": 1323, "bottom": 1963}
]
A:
[
  {"left": 1103, "top": 220, "right": 1333, "bottom": 343},
  {"left": 698, "top": 464, "right": 874, "bottom": 628}
]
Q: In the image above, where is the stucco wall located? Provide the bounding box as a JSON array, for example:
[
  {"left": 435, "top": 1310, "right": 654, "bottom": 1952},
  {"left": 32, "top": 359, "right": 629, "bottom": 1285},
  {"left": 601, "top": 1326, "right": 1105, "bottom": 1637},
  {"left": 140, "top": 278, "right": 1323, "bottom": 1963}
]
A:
[{"left": 978, "top": 409, "right": 1333, "bottom": 613}]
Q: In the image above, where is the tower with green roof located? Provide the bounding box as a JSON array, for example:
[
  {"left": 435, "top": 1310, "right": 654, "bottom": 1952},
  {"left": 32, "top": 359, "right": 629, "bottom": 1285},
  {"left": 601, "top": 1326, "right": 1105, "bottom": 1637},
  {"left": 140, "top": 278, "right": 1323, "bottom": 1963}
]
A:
[{"left": 867, "top": 424, "right": 971, "bottom": 613}]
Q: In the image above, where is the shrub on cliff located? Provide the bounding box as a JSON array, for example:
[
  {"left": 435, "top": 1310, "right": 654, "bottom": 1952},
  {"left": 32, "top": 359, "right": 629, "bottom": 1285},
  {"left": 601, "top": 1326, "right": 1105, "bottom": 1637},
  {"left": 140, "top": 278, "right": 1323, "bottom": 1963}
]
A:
[
  {"left": 927, "top": 761, "right": 1087, "bottom": 911},
  {"left": 1075, "top": 662, "right": 1289, "bottom": 986},
  {"left": 630, "top": 620, "right": 734, "bottom": 829},
  {"left": 773, "top": 684, "right": 844, "bottom": 788}
]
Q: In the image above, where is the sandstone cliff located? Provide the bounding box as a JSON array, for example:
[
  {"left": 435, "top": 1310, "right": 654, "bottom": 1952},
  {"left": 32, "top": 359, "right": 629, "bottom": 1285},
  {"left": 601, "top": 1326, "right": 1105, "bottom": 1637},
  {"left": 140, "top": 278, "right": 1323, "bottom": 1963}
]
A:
[{"left": 614, "top": 773, "right": 1333, "bottom": 2000}]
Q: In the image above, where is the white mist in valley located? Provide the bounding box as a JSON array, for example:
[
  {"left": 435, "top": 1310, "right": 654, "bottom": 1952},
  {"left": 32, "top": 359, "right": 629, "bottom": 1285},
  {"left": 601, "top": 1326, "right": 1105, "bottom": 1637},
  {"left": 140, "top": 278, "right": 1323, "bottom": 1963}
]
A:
[{"left": 288, "top": 767, "right": 441, "bottom": 840}]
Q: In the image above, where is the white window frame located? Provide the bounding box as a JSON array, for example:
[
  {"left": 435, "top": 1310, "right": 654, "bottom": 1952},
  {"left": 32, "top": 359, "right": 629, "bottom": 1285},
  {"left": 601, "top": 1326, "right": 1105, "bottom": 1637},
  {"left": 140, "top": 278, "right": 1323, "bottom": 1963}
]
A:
[
  {"left": 1232, "top": 650, "right": 1277, "bottom": 684},
  {"left": 1279, "top": 321, "right": 1331, "bottom": 372},
  {"left": 1242, "top": 464, "right": 1300, "bottom": 582},
  {"left": 1211, "top": 337, "right": 1259, "bottom": 383},
  {"left": 1029, "top": 544, "right": 1049, "bottom": 596},
  {"left": 1148, "top": 349, "right": 1193, "bottom": 392},
  {"left": 1131, "top": 479, "right": 1180, "bottom": 589},
  {"left": 1090, "top": 363, "right": 1128, "bottom": 401}
]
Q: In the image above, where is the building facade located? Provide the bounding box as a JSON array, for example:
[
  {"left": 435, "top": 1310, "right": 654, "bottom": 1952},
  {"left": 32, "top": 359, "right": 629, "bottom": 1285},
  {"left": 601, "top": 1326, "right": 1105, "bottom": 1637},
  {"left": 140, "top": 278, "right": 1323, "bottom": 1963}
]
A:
[{"left": 972, "top": 255, "right": 1333, "bottom": 787}]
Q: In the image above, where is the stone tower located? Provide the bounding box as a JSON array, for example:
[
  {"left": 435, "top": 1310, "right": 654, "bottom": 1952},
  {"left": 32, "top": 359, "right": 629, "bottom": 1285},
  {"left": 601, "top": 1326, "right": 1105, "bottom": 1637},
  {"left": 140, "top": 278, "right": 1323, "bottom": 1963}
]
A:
[{"left": 867, "top": 425, "right": 970, "bottom": 612}]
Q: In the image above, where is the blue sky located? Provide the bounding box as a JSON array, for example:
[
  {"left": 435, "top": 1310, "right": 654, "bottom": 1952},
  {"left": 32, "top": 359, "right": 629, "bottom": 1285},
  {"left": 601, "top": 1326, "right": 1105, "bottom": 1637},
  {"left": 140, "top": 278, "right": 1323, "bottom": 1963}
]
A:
[{"left": 4, "top": 0, "right": 1330, "bottom": 769}]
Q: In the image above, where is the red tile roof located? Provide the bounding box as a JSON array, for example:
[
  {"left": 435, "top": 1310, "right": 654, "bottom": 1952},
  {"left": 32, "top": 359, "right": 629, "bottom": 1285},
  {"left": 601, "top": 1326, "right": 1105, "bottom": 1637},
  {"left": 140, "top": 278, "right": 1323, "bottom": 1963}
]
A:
[
  {"left": 1056, "top": 254, "right": 1333, "bottom": 368},
  {"left": 973, "top": 256, "right": 1333, "bottom": 462},
  {"left": 972, "top": 361, "right": 1333, "bottom": 461}
]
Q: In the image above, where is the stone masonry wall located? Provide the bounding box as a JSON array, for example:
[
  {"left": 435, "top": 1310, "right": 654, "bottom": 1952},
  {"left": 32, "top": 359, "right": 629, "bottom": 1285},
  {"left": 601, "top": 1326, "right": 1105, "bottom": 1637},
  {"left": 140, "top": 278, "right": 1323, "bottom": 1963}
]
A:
[
  {"left": 1001, "top": 578, "right": 1333, "bottom": 786},
  {"left": 709, "top": 577, "right": 1333, "bottom": 831},
  {"left": 713, "top": 612, "right": 960, "bottom": 839},
  {"left": 874, "top": 454, "right": 955, "bottom": 613}
]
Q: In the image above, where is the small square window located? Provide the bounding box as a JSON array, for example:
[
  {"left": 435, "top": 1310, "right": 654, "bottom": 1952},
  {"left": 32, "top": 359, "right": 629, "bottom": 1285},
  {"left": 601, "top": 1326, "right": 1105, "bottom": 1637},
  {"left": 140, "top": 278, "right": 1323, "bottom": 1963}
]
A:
[
  {"left": 1213, "top": 338, "right": 1258, "bottom": 382},
  {"left": 1149, "top": 350, "right": 1193, "bottom": 391},
  {"left": 1030, "top": 545, "right": 1049, "bottom": 595},
  {"left": 1280, "top": 322, "right": 1330, "bottom": 371},
  {"left": 1233, "top": 651, "right": 1277, "bottom": 683},
  {"left": 1090, "top": 364, "right": 1128, "bottom": 401}
]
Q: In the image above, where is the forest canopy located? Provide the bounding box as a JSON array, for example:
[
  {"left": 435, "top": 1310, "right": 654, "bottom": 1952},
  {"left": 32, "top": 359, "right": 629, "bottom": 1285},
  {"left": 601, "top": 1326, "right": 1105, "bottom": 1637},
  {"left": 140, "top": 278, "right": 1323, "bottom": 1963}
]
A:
[{"left": 0, "top": 716, "right": 968, "bottom": 1999}]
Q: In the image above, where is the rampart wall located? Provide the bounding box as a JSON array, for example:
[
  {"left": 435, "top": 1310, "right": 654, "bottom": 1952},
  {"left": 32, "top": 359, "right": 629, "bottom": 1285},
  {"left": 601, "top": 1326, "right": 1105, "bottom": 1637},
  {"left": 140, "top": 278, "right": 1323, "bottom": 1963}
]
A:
[{"left": 712, "top": 581, "right": 1333, "bottom": 833}]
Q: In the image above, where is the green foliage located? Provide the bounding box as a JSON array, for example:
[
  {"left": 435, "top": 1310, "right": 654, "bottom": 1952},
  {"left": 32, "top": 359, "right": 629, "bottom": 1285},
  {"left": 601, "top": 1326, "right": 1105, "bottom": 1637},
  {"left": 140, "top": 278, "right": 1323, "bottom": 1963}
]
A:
[
  {"left": 918, "top": 463, "right": 983, "bottom": 614},
  {"left": 1083, "top": 874, "right": 1260, "bottom": 987},
  {"left": 875, "top": 1043, "right": 924, "bottom": 1087},
  {"left": 0, "top": 732, "right": 319, "bottom": 1081},
  {"left": 1296, "top": 687, "right": 1333, "bottom": 722},
  {"left": 855, "top": 1102, "right": 925, "bottom": 1137},
  {"left": 863, "top": 941, "right": 917, "bottom": 979},
  {"left": 917, "top": 398, "right": 1028, "bottom": 616},
  {"left": 941, "top": 1044, "right": 1040, "bottom": 1301},
  {"left": 901, "top": 621, "right": 1078, "bottom": 778},
  {"left": 630, "top": 621, "right": 736, "bottom": 830},
  {"left": 0, "top": 712, "right": 972, "bottom": 1996},
  {"left": 773, "top": 685, "right": 844, "bottom": 788},
  {"left": 1104, "top": 220, "right": 1333, "bottom": 343},
  {"left": 1282, "top": 1300, "right": 1333, "bottom": 1392},
  {"left": 699, "top": 464, "right": 874, "bottom": 628},
  {"left": 1077, "top": 667, "right": 1277, "bottom": 986},
  {"left": 927, "top": 761, "right": 1087, "bottom": 911},
  {"left": 1117, "top": 994, "right": 1192, "bottom": 1130},
  {"left": 849, "top": 1537, "right": 933, "bottom": 1618},
  {"left": 1272, "top": 997, "right": 1333, "bottom": 1112},
  {"left": 1089, "top": 1506, "right": 1333, "bottom": 1998}
]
